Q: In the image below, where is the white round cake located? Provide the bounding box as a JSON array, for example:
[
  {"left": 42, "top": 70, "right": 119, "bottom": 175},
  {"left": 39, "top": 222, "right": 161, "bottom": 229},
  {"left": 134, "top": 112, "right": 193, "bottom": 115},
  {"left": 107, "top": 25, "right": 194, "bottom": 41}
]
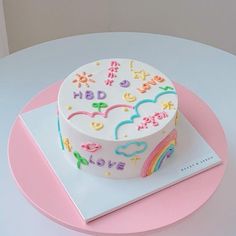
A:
[{"left": 57, "top": 58, "right": 178, "bottom": 178}]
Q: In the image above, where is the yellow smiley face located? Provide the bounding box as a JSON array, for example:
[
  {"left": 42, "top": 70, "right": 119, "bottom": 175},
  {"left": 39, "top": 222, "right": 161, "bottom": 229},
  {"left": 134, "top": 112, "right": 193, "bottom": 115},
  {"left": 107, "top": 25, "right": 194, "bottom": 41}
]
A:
[
  {"left": 123, "top": 92, "right": 136, "bottom": 103},
  {"left": 91, "top": 121, "right": 104, "bottom": 131}
]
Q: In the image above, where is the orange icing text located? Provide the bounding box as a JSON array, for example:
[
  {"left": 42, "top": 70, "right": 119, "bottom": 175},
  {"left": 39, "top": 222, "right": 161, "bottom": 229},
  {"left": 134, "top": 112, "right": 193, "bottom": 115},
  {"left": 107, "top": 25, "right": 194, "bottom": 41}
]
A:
[{"left": 137, "top": 76, "right": 165, "bottom": 93}]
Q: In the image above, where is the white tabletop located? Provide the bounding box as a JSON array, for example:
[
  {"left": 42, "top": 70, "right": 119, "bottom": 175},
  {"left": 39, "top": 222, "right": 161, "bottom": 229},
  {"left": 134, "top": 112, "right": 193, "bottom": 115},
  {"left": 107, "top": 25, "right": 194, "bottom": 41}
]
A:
[{"left": 1, "top": 32, "right": 236, "bottom": 236}]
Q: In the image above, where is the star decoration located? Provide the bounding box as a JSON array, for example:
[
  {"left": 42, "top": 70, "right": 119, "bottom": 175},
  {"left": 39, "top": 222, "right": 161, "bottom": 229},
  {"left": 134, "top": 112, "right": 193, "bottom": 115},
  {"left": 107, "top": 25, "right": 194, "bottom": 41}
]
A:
[
  {"left": 162, "top": 101, "right": 175, "bottom": 110},
  {"left": 130, "top": 156, "right": 141, "bottom": 165},
  {"left": 132, "top": 70, "right": 150, "bottom": 80}
]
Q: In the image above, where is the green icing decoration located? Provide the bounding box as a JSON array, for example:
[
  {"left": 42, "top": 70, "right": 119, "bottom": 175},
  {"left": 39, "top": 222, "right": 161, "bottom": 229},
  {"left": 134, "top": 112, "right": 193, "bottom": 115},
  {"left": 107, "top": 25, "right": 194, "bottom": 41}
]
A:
[
  {"left": 159, "top": 86, "right": 174, "bottom": 91},
  {"left": 73, "top": 151, "right": 89, "bottom": 169},
  {"left": 92, "top": 102, "right": 108, "bottom": 112}
]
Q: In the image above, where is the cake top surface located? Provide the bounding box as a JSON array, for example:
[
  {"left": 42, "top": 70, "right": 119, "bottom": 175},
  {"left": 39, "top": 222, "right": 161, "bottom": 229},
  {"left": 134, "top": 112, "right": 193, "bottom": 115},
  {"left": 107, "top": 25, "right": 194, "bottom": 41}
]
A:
[{"left": 58, "top": 58, "right": 178, "bottom": 141}]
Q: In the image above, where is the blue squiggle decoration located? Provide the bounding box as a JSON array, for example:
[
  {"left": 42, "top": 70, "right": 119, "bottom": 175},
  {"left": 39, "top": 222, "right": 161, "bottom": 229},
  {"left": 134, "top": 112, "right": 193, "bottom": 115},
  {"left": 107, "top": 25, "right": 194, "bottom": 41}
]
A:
[
  {"left": 115, "top": 141, "right": 147, "bottom": 158},
  {"left": 114, "top": 91, "right": 176, "bottom": 140},
  {"left": 57, "top": 115, "right": 64, "bottom": 150}
]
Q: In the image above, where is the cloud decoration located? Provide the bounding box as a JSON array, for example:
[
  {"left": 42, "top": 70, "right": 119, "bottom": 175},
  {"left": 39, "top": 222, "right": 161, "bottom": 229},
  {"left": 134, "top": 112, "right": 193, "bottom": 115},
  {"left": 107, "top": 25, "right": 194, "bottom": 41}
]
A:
[
  {"left": 114, "top": 91, "right": 176, "bottom": 140},
  {"left": 115, "top": 141, "right": 148, "bottom": 158}
]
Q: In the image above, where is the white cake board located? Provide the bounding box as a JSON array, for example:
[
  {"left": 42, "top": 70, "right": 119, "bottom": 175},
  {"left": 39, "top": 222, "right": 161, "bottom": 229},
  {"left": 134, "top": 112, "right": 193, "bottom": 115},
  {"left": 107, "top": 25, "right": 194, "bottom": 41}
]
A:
[{"left": 20, "top": 103, "right": 222, "bottom": 223}]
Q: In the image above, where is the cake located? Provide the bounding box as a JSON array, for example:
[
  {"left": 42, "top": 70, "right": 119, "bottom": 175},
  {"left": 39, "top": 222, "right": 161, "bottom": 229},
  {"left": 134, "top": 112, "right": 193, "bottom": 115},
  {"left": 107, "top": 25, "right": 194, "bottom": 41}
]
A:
[{"left": 57, "top": 58, "right": 178, "bottom": 179}]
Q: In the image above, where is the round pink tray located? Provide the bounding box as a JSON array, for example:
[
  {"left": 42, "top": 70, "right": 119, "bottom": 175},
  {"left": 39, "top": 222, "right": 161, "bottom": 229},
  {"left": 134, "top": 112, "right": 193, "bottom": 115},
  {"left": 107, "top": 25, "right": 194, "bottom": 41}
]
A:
[{"left": 8, "top": 81, "right": 227, "bottom": 235}]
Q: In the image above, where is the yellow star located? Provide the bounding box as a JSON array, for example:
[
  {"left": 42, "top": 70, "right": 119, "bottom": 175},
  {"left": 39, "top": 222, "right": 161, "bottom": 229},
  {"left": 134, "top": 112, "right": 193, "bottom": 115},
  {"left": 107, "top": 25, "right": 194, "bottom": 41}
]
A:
[
  {"left": 130, "top": 156, "right": 141, "bottom": 165},
  {"left": 162, "top": 101, "right": 175, "bottom": 110},
  {"left": 132, "top": 70, "right": 150, "bottom": 80}
]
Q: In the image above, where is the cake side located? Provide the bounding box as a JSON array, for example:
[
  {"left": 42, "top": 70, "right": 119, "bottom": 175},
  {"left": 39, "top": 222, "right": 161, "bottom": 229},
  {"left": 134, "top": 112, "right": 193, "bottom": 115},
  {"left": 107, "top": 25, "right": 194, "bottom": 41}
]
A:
[{"left": 57, "top": 58, "right": 178, "bottom": 178}]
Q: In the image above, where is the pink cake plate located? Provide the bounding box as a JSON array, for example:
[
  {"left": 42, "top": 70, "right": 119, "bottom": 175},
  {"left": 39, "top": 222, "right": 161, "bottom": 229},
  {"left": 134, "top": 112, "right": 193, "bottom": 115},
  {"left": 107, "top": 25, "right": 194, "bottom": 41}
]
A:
[{"left": 8, "top": 81, "right": 227, "bottom": 235}]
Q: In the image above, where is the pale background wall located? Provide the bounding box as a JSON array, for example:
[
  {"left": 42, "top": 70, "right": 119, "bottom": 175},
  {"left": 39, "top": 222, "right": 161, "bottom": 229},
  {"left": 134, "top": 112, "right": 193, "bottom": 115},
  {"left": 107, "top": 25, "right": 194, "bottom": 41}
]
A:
[
  {"left": 0, "top": 0, "right": 9, "bottom": 57},
  {"left": 2, "top": 0, "right": 236, "bottom": 55}
]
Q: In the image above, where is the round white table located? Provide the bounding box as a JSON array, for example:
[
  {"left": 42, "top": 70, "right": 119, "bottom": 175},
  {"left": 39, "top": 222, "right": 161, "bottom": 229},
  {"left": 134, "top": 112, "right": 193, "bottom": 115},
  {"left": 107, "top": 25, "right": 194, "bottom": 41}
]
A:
[{"left": 1, "top": 32, "right": 236, "bottom": 236}]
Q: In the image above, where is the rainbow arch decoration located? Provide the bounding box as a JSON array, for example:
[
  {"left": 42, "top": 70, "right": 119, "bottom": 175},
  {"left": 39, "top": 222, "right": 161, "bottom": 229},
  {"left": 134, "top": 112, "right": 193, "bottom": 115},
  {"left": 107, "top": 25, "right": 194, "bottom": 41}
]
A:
[{"left": 141, "top": 129, "right": 177, "bottom": 177}]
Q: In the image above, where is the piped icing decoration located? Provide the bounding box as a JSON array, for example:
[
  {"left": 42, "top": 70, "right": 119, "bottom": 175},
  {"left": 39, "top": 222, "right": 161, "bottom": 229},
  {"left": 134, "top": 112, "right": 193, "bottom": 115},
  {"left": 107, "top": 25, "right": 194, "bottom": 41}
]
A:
[
  {"left": 137, "top": 75, "right": 165, "bottom": 93},
  {"left": 73, "top": 91, "right": 82, "bottom": 99},
  {"left": 105, "top": 60, "right": 120, "bottom": 86},
  {"left": 63, "top": 138, "right": 72, "bottom": 152},
  {"left": 89, "top": 155, "right": 126, "bottom": 170},
  {"left": 67, "top": 104, "right": 133, "bottom": 120},
  {"left": 162, "top": 101, "right": 175, "bottom": 110},
  {"left": 92, "top": 102, "right": 108, "bottom": 112},
  {"left": 115, "top": 141, "right": 147, "bottom": 158},
  {"left": 122, "top": 92, "right": 136, "bottom": 102},
  {"left": 137, "top": 111, "right": 168, "bottom": 131},
  {"left": 130, "top": 60, "right": 150, "bottom": 80},
  {"left": 159, "top": 86, "right": 174, "bottom": 91},
  {"left": 67, "top": 105, "right": 72, "bottom": 110},
  {"left": 129, "top": 60, "right": 134, "bottom": 69},
  {"left": 73, "top": 151, "right": 89, "bottom": 169},
  {"left": 130, "top": 156, "right": 141, "bottom": 165},
  {"left": 116, "top": 162, "right": 126, "bottom": 170},
  {"left": 73, "top": 90, "right": 107, "bottom": 100},
  {"left": 175, "top": 111, "right": 179, "bottom": 126},
  {"left": 72, "top": 72, "right": 95, "bottom": 88},
  {"left": 97, "top": 90, "right": 107, "bottom": 99},
  {"left": 81, "top": 142, "right": 102, "bottom": 152},
  {"left": 85, "top": 90, "right": 95, "bottom": 100},
  {"left": 57, "top": 112, "right": 64, "bottom": 150},
  {"left": 141, "top": 129, "right": 177, "bottom": 177},
  {"left": 104, "top": 171, "right": 111, "bottom": 176},
  {"left": 120, "top": 80, "right": 130, "bottom": 88},
  {"left": 114, "top": 91, "right": 176, "bottom": 140},
  {"left": 91, "top": 121, "right": 104, "bottom": 131},
  {"left": 133, "top": 70, "right": 150, "bottom": 80}
]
